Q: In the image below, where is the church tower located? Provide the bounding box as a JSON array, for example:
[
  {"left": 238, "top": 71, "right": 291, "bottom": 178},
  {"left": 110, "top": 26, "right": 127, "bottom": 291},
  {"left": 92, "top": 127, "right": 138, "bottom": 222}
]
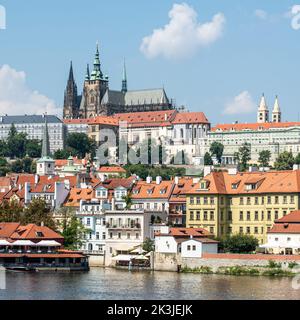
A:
[
  {"left": 80, "top": 44, "right": 109, "bottom": 118},
  {"left": 272, "top": 95, "right": 281, "bottom": 123},
  {"left": 257, "top": 94, "right": 269, "bottom": 123},
  {"left": 63, "top": 62, "right": 79, "bottom": 119},
  {"left": 122, "top": 60, "right": 128, "bottom": 93},
  {"left": 36, "top": 116, "right": 55, "bottom": 176}
]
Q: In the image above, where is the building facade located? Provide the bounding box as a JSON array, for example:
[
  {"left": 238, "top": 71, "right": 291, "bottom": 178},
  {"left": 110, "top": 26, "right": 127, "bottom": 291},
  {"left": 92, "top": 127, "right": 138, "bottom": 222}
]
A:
[
  {"left": 185, "top": 169, "right": 300, "bottom": 244},
  {"left": 63, "top": 45, "right": 174, "bottom": 119},
  {"left": 0, "top": 115, "right": 64, "bottom": 154}
]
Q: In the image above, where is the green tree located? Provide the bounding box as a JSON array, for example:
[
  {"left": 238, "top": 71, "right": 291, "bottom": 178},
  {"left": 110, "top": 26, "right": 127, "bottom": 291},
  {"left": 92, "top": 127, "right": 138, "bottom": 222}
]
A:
[
  {"left": 258, "top": 150, "right": 271, "bottom": 167},
  {"left": 294, "top": 153, "right": 300, "bottom": 165},
  {"left": 0, "top": 157, "right": 10, "bottom": 177},
  {"left": 22, "top": 198, "right": 57, "bottom": 230},
  {"left": 210, "top": 142, "right": 224, "bottom": 164},
  {"left": 61, "top": 215, "right": 87, "bottom": 250},
  {"left": 123, "top": 193, "right": 132, "bottom": 210},
  {"left": 26, "top": 140, "right": 42, "bottom": 158},
  {"left": 10, "top": 159, "right": 24, "bottom": 173},
  {"left": 54, "top": 149, "right": 71, "bottom": 160},
  {"left": 142, "top": 238, "right": 154, "bottom": 252},
  {"left": 274, "top": 151, "right": 295, "bottom": 171},
  {"left": 0, "top": 140, "right": 8, "bottom": 157},
  {"left": 22, "top": 157, "right": 34, "bottom": 173},
  {"left": 204, "top": 152, "right": 213, "bottom": 166},
  {"left": 218, "top": 234, "right": 259, "bottom": 254},
  {"left": 67, "top": 133, "right": 97, "bottom": 159},
  {"left": 0, "top": 200, "right": 23, "bottom": 223},
  {"left": 6, "top": 124, "right": 27, "bottom": 159},
  {"left": 235, "top": 143, "right": 251, "bottom": 171}
]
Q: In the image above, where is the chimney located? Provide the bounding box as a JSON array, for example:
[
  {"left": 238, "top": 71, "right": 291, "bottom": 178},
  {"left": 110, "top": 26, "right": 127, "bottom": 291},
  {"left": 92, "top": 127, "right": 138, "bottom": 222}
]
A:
[
  {"left": 248, "top": 166, "right": 259, "bottom": 173},
  {"left": 174, "top": 177, "right": 179, "bottom": 185},
  {"left": 111, "top": 197, "right": 116, "bottom": 211},
  {"left": 34, "top": 174, "right": 39, "bottom": 184},
  {"left": 164, "top": 113, "right": 168, "bottom": 121},
  {"left": 228, "top": 168, "right": 238, "bottom": 175},
  {"left": 156, "top": 176, "right": 162, "bottom": 185},
  {"left": 204, "top": 166, "right": 213, "bottom": 177},
  {"left": 293, "top": 164, "right": 300, "bottom": 171},
  {"left": 146, "top": 176, "right": 152, "bottom": 184},
  {"left": 41, "top": 221, "right": 44, "bottom": 227}
]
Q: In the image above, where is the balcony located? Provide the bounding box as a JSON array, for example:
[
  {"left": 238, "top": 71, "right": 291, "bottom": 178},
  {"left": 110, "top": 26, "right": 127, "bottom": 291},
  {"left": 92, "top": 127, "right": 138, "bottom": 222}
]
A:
[{"left": 106, "top": 223, "right": 141, "bottom": 230}]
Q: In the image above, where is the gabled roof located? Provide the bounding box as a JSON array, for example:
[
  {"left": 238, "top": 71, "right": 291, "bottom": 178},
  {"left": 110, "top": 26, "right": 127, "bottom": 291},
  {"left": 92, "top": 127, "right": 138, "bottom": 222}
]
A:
[
  {"left": 186, "top": 170, "right": 300, "bottom": 195},
  {"left": 212, "top": 122, "right": 300, "bottom": 133},
  {"left": 158, "top": 227, "right": 212, "bottom": 238},
  {"left": 172, "top": 112, "right": 209, "bottom": 125},
  {"left": 98, "top": 166, "right": 126, "bottom": 173},
  {"left": 0, "top": 223, "right": 21, "bottom": 238},
  {"left": 169, "top": 178, "right": 196, "bottom": 203},
  {"left": 131, "top": 181, "right": 174, "bottom": 200},
  {"left": 64, "top": 188, "right": 94, "bottom": 207},
  {"left": 268, "top": 210, "right": 300, "bottom": 234},
  {"left": 275, "top": 210, "right": 300, "bottom": 223},
  {"left": 10, "top": 224, "right": 64, "bottom": 241}
]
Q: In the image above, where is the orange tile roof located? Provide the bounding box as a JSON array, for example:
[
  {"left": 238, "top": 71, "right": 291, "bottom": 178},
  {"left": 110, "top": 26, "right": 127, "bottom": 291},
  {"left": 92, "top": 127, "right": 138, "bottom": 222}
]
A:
[
  {"left": 10, "top": 224, "right": 64, "bottom": 241},
  {"left": 212, "top": 122, "right": 300, "bottom": 132},
  {"left": 64, "top": 188, "right": 94, "bottom": 207},
  {"left": 172, "top": 112, "right": 209, "bottom": 124},
  {"left": 275, "top": 210, "right": 300, "bottom": 223},
  {"left": 186, "top": 170, "right": 300, "bottom": 195},
  {"left": 170, "top": 178, "right": 196, "bottom": 204},
  {"left": 88, "top": 116, "right": 119, "bottom": 126},
  {"left": 158, "top": 227, "right": 212, "bottom": 238},
  {"left": 131, "top": 180, "right": 174, "bottom": 200},
  {"left": 63, "top": 119, "right": 91, "bottom": 124},
  {"left": 0, "top": 223, "right": 21, "bottom": 238},
  {"left": 98, "top": 166, "right": 126, "bottom": 173},
  {"left": 114, "top": 110, "right": 177, "bottom": 127},
  {"left": 268, "top": 210, "right": 300, "bottom": 234},
  {"left": 55, "top": 157, "right": 85, "bottom": 167}
]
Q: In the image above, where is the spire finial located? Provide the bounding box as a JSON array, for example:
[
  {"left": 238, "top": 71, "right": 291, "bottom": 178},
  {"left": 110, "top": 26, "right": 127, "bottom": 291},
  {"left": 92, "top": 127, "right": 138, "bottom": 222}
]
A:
[{"left": 122, "top": 59, "right": 128, "bottom": 93}]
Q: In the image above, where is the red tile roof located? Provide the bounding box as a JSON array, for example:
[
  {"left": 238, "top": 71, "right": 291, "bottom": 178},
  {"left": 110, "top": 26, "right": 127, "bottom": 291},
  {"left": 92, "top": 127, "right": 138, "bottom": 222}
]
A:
[
  {"left": 268, "top": 211, "right": 300, "bottom": 234},
  {"left": 212, "top": 122, "right": 300, "bottom": 132},
  {"left": 88, "top": 116, "right": 119, "bottom": 126},
  {"left": 63, "top": 119, "right": 91, "bottom": 124},
  {"left": 131, "top": 181, "right": 174, "bottom": 200},
  {"left": 169, "top": 178, "right": 196, "bottom": 203},
  {"left": 172, "top": 112, "right": 209, "bottom": 124},
  {"left": 64, "top": 188, "right": 94, "bottom": 207},
  {"left": 98, "top": 166, "right": 126, "bottom": 173},
  {"left": 275, "top": 210, "right": 300, "bottom": 223},
  {"left": 0, "top": 223, "right": 21, "bottom": 238},
  {"left": 186, "top": 170, "right": 300, "bottom": 195}
]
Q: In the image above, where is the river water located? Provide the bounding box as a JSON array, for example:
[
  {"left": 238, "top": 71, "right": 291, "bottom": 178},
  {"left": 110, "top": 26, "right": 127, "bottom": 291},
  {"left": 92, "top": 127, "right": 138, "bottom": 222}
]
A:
[{"left": 0, "top": 268, "right": 299, "bottom": 300}]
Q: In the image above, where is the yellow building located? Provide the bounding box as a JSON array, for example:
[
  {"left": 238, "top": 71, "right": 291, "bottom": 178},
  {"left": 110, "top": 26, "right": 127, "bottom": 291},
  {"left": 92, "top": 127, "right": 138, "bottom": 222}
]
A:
[{"left": 185, "top": 169, "right": 300, "bottom": 244}]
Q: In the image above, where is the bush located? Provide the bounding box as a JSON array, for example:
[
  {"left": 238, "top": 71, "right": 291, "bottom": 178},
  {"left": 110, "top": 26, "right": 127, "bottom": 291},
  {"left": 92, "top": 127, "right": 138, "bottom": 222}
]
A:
[
  {"left": 288, "top": 262, "right": 298, "bottom": 269},
  {"left": 218, "top": 234, "right": 259, "bottom": 254},
  {"left": 268, "top": 260, "right": 282, "bottom": 269}
]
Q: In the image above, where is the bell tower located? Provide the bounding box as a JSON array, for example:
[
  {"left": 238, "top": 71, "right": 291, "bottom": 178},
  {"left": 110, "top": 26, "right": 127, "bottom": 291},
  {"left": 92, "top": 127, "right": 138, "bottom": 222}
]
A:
[{"left": 257, "top": 94, "right": 269, "bottom": 123}]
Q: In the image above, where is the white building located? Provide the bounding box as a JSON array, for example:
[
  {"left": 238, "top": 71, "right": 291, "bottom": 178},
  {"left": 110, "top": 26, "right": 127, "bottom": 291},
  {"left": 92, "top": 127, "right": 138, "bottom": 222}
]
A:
[
  {"left": 203, "top": 95, "right": 300, "bottom": 165},
  {"left": 0, "top": 115, "right": 64, "bottom": 153},
  {"left": 63, "top": 118, "right": 89, "bottom": 135},
  {"left": 76, "top": 200, "right": 108, "bottom": 254},
  {"left": 260, "top": 210, "right": 300, "bottom": 255},
  {"left": 154, "top": 226, "right": 218, "bottom": 258}
]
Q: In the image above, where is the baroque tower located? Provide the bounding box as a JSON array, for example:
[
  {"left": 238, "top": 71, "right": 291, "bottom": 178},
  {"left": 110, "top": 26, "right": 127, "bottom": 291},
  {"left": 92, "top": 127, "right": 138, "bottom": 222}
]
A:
[
  {"left": 272, "top": 95, "right": 281, "bottom": 123},
  {"left": 79, "top": 44, "right": 109, "bottom": 118},
  {"left": 63, "top": 62, "right": 79, "bottom": 119},
  {"left": 257, "top": 94, "right": 269, "bottom": 123}
]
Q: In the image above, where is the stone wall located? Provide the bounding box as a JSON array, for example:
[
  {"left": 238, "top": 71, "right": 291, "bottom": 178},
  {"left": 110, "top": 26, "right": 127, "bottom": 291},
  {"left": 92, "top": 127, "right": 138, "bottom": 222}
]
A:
[
  {"left": 88, "top": 254, "right": 105, "bottom": 267},
  {"left": 153, "top": 252, "right": 179, "bottom": 272}
]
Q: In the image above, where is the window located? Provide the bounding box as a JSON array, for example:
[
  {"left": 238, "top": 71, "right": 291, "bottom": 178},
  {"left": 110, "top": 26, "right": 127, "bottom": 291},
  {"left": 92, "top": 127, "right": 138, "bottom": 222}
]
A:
[
  {"left": 187, "top": 245, "right": 191, "bottom": 251},
  {"left": 203, "top": 197, "right": 208, "bottom": 205},
  {"left": 190, "top": 212, "right": 194, "bottom": 221},
  {"left": 228, "top": 227, "right": 232, "bottom": 234},
  {"left": 228, "top": 211, "right": 232, "bottom": 221},
  {"left": 254, "top": 227, "right": 258, "bottom": 234},
  {"left": 261, "top": 197, "right": 265, "bottom": 205},
  {"left": 102, "top": 232, "right": 106, "bottom": 240},
  {"left": 136, "top": 233, "right": 139, "bottom": 239},
  {"left": 239, "top": 227, "right": 243, "bottom": 234},
  {"left": 210, "top": 197, "right": 215, "bottom": 205},
  {"left": 220, "top": 210, "right": 224, "bottom": 221},
  {"left": 275, "top": 211, "right": 279, "bottom": 220},
  {"left": 118, "top": 233, "right": 121, "bottom": 239},
  {"left": 196, "top": 211, "right": 200, "bottom": 220},
  {"left": 246, "top": 227, "right": 251, "bottom": 234},
  {"left": 267, "top": 196, "right": 272, "bottom": 204},
  {"left": 96, "top": 232, "right": 100, "bottom": 240},
  {"left": 209, "top": 227, "right": 214, "bottom": 234},
  {"left": 240, "top": 197, "right": 244, "bottom": 205},
  {"left": 196, "top": 197, "right": 201, "bottom": 204},
  {"left": 255, "top": 211, "right": 259, "bottom": 221},
  {"left": 261, "top": 211, "right": 264, "bottom": 221},
  {"left": 275, "top": 196, "right": 279, "bottom": 204},
  {"left": 283, "top": 196, "right": 287, "bottom": 204},
  {"left": 204, "top": 211, "right": 208, "bottom": 221},
  {"left": 247, "top": 197, "right": 251, "bottom": 205},
  {"left": 267, "top": 211, "right": 271, "bottom": 221},
  {"left": 190, "top": 197, "right": 194, "bottom": 205},
  {"left": 247, "top": 211, "right": 251, "bottom": 221},
  {"left": 192, "top": 245, "right": 196, "bottom": 251},
  {"left": 291, "top": 196, "right": 295, "bottom": 204},
  {"left": 239, "top": 211, "right": 244, "bottom": 221},
  {"left": 87, "top": 218, "right": 91, "bottom": 226},
  {"left": 255, "top": 197, "right": 259, "bottom": 205},
  {"left": 210, "top": 211, "right": 214, "bottom": 221},
  {"left": 127, "top": 233, "right": 130, "bottom": 239}
]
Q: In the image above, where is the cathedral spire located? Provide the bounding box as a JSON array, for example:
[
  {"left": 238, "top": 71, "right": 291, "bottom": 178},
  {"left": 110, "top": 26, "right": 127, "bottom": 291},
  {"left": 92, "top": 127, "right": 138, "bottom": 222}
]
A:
[
  {"left": 257, "top": 93, "right": 269, "bottom": 123},
  {"left": 85, "top": 64, "right": 90, "bottom": 81},
  {"left": 122, "top": 60, "right": 128, "bottom": 93},
  {"left": 63, "top": 61, "right": 79, "bottom": 119},
  {"left": 42, "top": 115, "right": 50, "bottom": 158},
  {"left": 68, "top": 61, "right": 74, "bottom": 83},
  {"left": 272, "top": 95, "right": 281, "bottom": 123},
  {"left": 90, "top": 42, "right": 102, "bottom": 80}
]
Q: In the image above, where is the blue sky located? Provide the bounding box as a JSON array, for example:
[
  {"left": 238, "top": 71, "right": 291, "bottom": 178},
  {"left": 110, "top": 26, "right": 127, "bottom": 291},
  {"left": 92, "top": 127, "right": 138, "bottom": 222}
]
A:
[{"left": 0, "top": 0, "right": 300, "bottom": 125}]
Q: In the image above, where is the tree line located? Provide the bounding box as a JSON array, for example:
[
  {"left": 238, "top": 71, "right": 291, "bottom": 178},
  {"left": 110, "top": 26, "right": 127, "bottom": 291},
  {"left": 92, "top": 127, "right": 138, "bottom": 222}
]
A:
[{"left": 204, "top": 141, "right": 300, "bottom": 171}]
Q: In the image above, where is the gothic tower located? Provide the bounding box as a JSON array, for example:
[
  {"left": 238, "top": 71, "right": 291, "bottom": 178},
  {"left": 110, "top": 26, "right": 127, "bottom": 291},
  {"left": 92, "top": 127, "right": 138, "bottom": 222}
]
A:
[
  {"left": 257, "top": 93, "right": 269, "bottom": 123},
  {"left": 80, "top": 44, "right": 109, "bottom": 118},
  {"left": 122, "top": 60, "right": 128, "bottom": 93},
  {"left": 272, "top": 95, "right": 281, "bottom": 123},
  {"left": 63, "top": 62, "right": 79, "bottom": 119}
]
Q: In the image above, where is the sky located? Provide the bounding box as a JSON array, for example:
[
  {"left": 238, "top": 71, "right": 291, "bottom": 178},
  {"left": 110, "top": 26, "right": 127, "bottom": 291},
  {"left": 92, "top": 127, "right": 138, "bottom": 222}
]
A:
[{"left": 0, "top": 0, "right": 300, "bottom": 125}]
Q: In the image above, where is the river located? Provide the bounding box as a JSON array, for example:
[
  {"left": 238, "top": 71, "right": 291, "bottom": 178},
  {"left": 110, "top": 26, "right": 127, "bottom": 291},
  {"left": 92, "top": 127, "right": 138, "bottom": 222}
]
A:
[{"left": 0, "top": 268, "right": 299, "bottom": 300}]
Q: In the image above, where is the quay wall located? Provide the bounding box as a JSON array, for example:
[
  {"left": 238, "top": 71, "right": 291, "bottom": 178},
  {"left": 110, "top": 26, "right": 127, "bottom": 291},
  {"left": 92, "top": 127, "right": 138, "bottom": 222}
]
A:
[
  {"left": 88, "top": 255, "right": 105, "bottom": 267},
  {"left": 153, "top": 253, "right": 300, "bottom": 272}
]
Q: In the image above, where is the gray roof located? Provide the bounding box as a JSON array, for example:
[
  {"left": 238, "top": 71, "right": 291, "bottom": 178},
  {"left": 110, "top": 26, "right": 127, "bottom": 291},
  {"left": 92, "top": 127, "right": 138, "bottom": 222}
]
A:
[
  {"left": 101, "top": 88, "right": 169, "bottom": 106},
  {"left": 102, "top": 90, "right": 125, "bottom": 105},
  {"left": 0, "top": 115, "right": 62, "bottom": 124},
  {"left": 124, "top": 89, "right": 169, "bottom": 106}
]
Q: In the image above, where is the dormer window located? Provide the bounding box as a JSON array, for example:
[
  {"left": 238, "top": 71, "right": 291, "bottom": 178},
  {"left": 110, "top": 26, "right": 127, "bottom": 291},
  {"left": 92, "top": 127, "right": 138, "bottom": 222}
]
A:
[
  {"left": 199, "top": 180, "right": 209, "bottom": 190},
  {"left": 160, "top": 188, "right": 167, "bottom": 194},
  {"left": 245, "top": 183, "right": 256, "bottom": 191},
  {"left": 147, "top": 189, "right": 153, "bottom": 195}
]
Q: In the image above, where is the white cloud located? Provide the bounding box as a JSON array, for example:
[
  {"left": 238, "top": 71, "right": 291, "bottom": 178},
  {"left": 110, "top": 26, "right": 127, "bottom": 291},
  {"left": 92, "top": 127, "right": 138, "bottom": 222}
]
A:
[
  {"left": 140, "top": 3, "right": 226, "bottom": 60},
  {"left": 254, "top": 9, "right": 268, "bottom": 20},
  {"left": 0, "top": 64, "right": 61, "bottom": 116},
  {"left": 223, "top": 91, "right": 256, "bottom": 115}
]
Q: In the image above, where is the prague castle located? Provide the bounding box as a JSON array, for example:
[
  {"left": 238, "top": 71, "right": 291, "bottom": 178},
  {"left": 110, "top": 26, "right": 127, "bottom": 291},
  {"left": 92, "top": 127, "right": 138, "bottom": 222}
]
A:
[{"left": 63, "top": 45, "right": 173, "bottom": 119}]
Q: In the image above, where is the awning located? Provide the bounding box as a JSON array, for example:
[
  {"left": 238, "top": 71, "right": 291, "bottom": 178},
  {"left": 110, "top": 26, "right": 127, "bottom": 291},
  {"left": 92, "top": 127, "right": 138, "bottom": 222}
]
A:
[
  {"left": 112, "top": 255, "right": 139, "bottom": 262},
  {"left": 36, "top": 240, "right": 61, "bottom": 247},
  {"left": 130, "top": 247, "right": 146, "bottom": 254},
  {"left": 133, "top": 255, "right": 149, "bottom": 260},
  {"left": 0, "top": 240, "right": 11, "bottom": 246},
  {"left": 10, "top": 240, "right": 36, "bottom": 246}
]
